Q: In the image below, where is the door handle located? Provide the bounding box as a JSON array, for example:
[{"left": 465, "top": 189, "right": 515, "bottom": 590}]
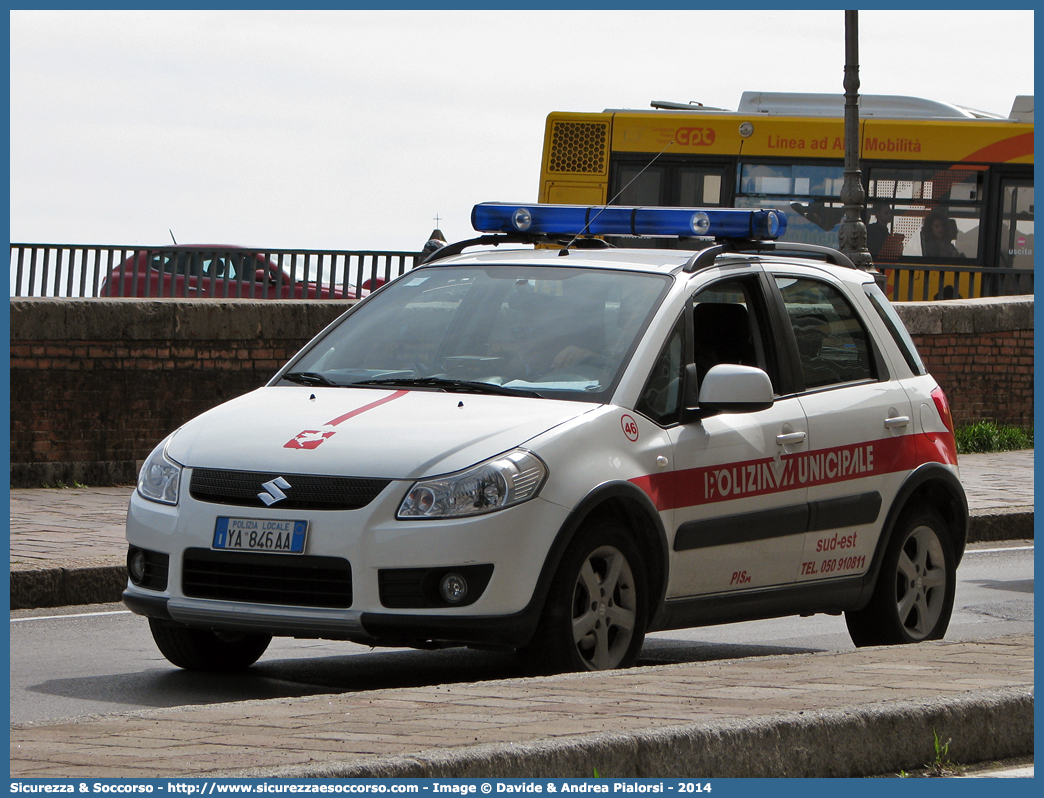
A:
[
  {"left": 885, "top": 415, "right": 910, "bottom": 430},
  {"left": 776, "top": 431, "right": 807, "bottom": 445}
]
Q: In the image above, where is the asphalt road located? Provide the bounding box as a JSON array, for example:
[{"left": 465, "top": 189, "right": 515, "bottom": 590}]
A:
[{"left": 10, "top": 541, "right": 1032, "bottom": 725}]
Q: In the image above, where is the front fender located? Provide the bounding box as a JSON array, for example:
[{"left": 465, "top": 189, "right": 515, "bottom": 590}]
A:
[
  {"left": 521, "top": 481, "right": 671, "bottom": 643},
  {"left": 855, "top": 462, "right": 969, "bottom": 609}
]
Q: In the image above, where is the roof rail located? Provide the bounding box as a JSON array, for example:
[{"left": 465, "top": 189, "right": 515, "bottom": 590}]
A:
[
  {"left": 683, "top": 241, "right": 858, "bottom": 273},
  {"left": 421, "top": 233, "right": 612, "bottom": 264}
]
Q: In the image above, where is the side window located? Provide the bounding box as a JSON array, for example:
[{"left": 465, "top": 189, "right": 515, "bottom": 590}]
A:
[
  {"left": 636, "top": 277, "right": 777, "bottom": 425},
  {"left": 225, "top": 254, "right": 246, "bottom": 281},
  {"left": 172, "top": 252, "right": 198, "bottom": 277},
  {"left": 734, "top": 162, "right": 845, "bottom": 250},
  {"left": 997, "top": 180, "right": 1033, "bottom": 270},
  {"left": 692, "top": 279, "right": 776, "bottom": 391},
  {"left": 610, "top": 159, "right": 727, "bottom": 207},
  {"left": 636, "top": 317, "right": 684, "bottom": 424},
  {"left": 775, "top": 277, "right": 874, "bottom": 389},
  {"left": 612, "top": 164, "right": 665, "bottom": 206},
  {"left": 867, "top": 167, "right": 985, "bottom": 263}
]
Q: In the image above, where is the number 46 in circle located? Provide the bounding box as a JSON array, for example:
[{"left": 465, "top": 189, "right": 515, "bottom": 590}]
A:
[{"left": 621, "top": 414, "right": 639, "bottom": 442}]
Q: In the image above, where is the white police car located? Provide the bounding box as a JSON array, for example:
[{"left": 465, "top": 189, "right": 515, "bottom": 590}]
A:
[{"left": 124, "top": 202, "right": 968, "bottom": 673}]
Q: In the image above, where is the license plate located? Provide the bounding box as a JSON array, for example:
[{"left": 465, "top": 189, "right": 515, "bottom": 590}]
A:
[{"left": 213, "top": 517, "right": 307, "bottom": 554}]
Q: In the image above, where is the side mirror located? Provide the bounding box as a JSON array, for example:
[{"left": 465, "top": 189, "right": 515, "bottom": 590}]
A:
[
  {"left": 255, "top": 268, "right": 273, "bottom": 285},
  {"left": 361, "top": 277, "right": 386, "bottom": 291},
  {"left": 698, "top": 364, "right": 775, "bottom": 413}
]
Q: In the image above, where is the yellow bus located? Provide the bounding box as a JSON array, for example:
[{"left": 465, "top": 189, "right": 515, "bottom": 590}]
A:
[{"left": 538, "top": 92, "right": 1033, "bottom": 300}]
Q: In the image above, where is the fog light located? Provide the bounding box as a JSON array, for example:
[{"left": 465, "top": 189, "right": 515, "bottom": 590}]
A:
[
  {"left": 439, "top": 573, "right": 468, "bottom": 604},
  {"left": 128, "top": 549, "right": 147, "bottom": 584}
]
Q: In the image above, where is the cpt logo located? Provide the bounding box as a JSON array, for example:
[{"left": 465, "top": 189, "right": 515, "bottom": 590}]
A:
[
  {"left": 284, "top": 430, "right": 336, "bottom": 449},
  {"left": 675, "top": 127, "right": 716, "bottom": 147}
]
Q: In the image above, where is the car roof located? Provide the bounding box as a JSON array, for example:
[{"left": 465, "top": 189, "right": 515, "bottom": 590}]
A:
[{"left": 422, "top": 246, "right": 706, "bottom": 276}]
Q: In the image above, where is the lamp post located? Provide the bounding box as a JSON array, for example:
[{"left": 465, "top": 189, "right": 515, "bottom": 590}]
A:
[{"left": 838, "top": 10, "right": 878, "bottom": 277}]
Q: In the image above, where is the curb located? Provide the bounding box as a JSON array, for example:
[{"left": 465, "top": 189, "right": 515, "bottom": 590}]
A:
[
  {"left": 10, "top": 560, "right": 127, "bottom": 610},
  {"left": 9, "top": 510, "right": 1033, "bottom": 610},
  {"left": 225, "top": 688, "right": 1034, "bottom": 779},
  {"left": 966, "top": 506, "right": 1034, "bottom": 542}
]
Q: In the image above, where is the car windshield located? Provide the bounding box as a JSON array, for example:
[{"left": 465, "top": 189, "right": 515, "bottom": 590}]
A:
[{"left": 283, "top": 264, "right": 671, "bottom": 402}]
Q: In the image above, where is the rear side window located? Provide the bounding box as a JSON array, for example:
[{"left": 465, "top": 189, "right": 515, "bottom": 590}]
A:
[
  {"left": 864, "top": 282, "right": 927, "bottom": 376},
  {"left": 775, "top": 276, "right": 875, "bottom": 389}
]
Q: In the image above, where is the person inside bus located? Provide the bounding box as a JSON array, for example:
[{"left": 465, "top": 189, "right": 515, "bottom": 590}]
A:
[
  {"left": 921, "top": 210, "right": 962, "bottom": 258},
  {"left": 866, "top": 203, "right": 899, "bottom": 259}
]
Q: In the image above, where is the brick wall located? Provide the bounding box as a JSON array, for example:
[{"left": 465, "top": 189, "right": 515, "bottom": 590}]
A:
[
  {"left": 896, "top": 296, "right": 1034, "bottom": 431},
  {"left": 10, "top": 299, "right": 348, "bottom": 487},
  {"left": 8, "top": 295, "right": 1033, "bottom": 488}
]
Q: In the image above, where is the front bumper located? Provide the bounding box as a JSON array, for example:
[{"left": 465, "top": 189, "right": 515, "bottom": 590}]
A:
[
  {"left": 123, "top": 586, "right": 543, "bottom": 648},
  {"left": 124, "top": 475, "right": 572, "bottom": 647}
]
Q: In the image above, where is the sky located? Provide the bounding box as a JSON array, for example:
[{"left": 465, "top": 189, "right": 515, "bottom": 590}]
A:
[{"left": 8, "top": 8, "right": 1035, "bottom": 253}]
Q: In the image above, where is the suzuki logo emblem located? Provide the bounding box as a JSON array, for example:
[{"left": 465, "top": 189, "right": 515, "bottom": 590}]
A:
[{"left": 258, "top": 476, "right": 291, "bottom": 506}]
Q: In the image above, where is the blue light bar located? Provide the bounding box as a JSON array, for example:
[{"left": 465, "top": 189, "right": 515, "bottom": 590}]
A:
[{"left": 471, "top": 202, "right": 787, "bottom": 241}]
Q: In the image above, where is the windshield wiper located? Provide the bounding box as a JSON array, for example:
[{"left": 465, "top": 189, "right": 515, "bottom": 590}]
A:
[
  {"left": 282, "top": 371, "right": 341, "bottom": 387},
  {"left": 352, "top": 376, "right": 544, "bottom": 398}
]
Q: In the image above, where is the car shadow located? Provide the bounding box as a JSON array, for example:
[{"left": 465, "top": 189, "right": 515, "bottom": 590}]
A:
[
  {"left": 639, "top": 637, "right": 823, "bottom": 666},
  {"left": 969, "top": 578, "right": 1034, "bottom": 594},
  {"left": 23, "top": 637, "right": 827, "bottom": 715},
  {"left": 21, "top": 647, "right": 523, "bottom": 712}
]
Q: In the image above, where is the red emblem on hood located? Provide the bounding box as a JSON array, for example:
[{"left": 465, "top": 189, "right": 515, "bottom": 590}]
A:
[{"left": 284, "top": 430, "right": 336, "bottom": 450}]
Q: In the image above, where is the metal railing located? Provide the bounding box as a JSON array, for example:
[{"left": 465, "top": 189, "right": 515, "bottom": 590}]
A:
[
  {"left": 10, "top": 244, "right": 422, "bottom": 299},
  {"left": 10, "top": 243, "right": 1033, "bottom": 304},
  {"left": 881, "top": 263, "right": 1033, "bottom": 302}
]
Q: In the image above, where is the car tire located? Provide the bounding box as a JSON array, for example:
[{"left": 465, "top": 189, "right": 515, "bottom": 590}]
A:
[
  {"left": 149, "top": 618, "right": 272, "bottom": 672},
  {"left": 521, "top": 516, "right": 647, "bottom": 673},
  {"left": 845, "top": 504, "right": 956, "bottom": 647}
]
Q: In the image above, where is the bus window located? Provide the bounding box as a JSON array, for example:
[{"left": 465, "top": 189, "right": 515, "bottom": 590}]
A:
[
  {"left": 869, "top": 167, "right": 983, "bottom": 203},
  {"left": 862, "top": 205, "right": 983, "bottom": 261},
  {"left": 869, "top": 167, "right": 985, "bottom": 261},
  {"left": 738, "top": 163, "right": 843, "bottom": 197},
  {"left": 614, "top": 164, "right": 665, "bottom": 205},
  {"left": 998, "top": 181, "right": 1033, "bottom": 270},
  {"left": 735, "top": 162, "right": 846, "bottom": 249},
  {"left": 679, "top": 168, "right": 723, "bottom": 205},
  {"left": 610, "top": 161, "right": 727, "bottom": 207}
]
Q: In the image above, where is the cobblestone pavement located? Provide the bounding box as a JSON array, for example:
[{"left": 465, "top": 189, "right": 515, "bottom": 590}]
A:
[{"left": 9, "top": 635, "right": 1034, "bottom": 779}]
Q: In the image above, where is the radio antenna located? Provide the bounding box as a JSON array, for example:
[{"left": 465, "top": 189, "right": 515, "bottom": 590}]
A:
[
  {"left": 559, "top": 140, "right": 674, "bottom": 255},
  {"left": 169, "top": 229, "right": 178, "bottom": 245}
]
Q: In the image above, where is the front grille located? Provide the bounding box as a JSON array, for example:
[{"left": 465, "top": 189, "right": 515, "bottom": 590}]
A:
[
  {"left": 547, "top": 120, "right": 609, "bottom": 175},
  {"left": 190, "top": 469, "right": 390, "bottom": 510},
  {"left": 183, "top": 548, "right": 352, "bottom": 608}
]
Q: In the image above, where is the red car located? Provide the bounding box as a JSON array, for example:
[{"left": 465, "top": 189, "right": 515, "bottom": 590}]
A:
[{"left": 99, "top": 246, "right": 356, "bottom": 299}]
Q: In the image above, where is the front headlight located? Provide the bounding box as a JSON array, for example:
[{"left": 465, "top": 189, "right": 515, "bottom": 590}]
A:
[
  {"left": 137, "top": 436, "right": 183, "bottom": 506},
  {"left": 398, "top": 449, "right": 547, "bottom": 519}
]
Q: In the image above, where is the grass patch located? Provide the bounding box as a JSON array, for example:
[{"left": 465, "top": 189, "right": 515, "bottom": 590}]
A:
[
  {"left": 954, "top": 421, "right": 1033, "bottom": 454},
  {"left": 41, "top": 480, "right": 89, "bottom": 489}
]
